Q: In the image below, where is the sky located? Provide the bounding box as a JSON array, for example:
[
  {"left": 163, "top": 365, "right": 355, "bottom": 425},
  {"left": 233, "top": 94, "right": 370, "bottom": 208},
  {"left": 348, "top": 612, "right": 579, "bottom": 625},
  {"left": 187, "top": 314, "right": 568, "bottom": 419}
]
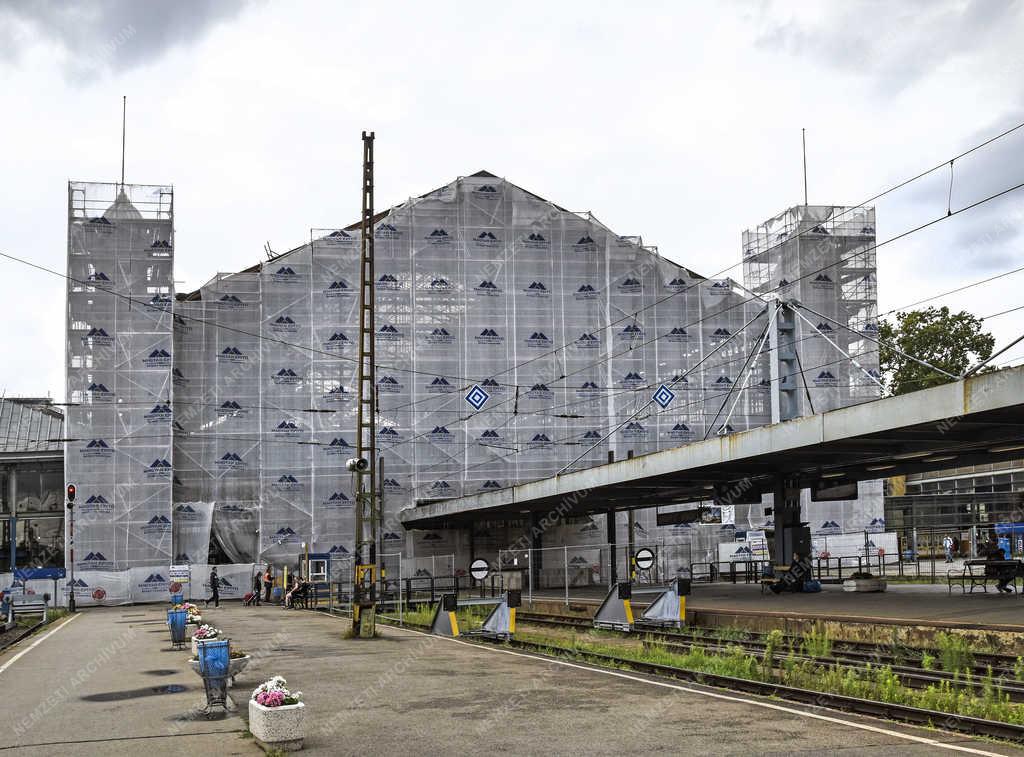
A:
[{"left": 1, "top": 0, "right": 1023, "bottom": 400}]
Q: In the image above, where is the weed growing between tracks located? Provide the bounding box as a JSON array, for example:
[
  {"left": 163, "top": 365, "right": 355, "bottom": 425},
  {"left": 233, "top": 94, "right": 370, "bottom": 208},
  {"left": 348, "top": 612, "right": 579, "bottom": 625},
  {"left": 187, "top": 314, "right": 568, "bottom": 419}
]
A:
[{"left": 515, "top": 627, "right": 1024, "bottom": 726}]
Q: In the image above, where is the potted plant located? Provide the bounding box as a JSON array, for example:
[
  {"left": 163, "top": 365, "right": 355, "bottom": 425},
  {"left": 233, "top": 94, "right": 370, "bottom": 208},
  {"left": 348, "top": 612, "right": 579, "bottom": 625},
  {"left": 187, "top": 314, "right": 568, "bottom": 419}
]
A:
[
  {"left": 189, "top": 648, "right": 252, "bottom": 686},
  {"left": 249, "top": 676, "right": 306, "bottom": 751},
  {"left": 842, "top": 571, "right": 887, "bottom": 592},
  {"left": 190, "top": 623, "right": 222, "bottom": 657}
]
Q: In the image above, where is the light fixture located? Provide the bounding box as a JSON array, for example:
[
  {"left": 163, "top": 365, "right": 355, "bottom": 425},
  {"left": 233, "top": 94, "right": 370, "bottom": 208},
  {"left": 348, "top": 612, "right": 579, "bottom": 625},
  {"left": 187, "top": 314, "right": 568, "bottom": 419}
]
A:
[
  {"left": 893, "top": 451, "right": 932, "bottom": 460},
  {"left": 821, "top": 472, "right": 846, "bottom": 479},
  {"left": 866, "top": 464, "right": 895, "bottom": 471},
  {"left": 990, "top": 444, "right": 1024, "bottom": 454},
  {"left": 925, "top": 455, "right": 957, "bottom": 462}
]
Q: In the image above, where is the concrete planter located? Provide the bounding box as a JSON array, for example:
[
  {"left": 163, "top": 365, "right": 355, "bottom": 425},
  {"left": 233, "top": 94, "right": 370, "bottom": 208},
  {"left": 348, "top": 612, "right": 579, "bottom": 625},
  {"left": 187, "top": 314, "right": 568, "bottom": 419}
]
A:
[
  {"left": 189, "top": 655, "right": 251, "bottom": 686},
  {"left": 842, "top": 578, "right": 887, "bottom": 592},
  {"left": 248, "top": 699, "right": 305, "bottom": 751},
  {"left": 190, "top": 635, "right": 219, "bottom": 657}
]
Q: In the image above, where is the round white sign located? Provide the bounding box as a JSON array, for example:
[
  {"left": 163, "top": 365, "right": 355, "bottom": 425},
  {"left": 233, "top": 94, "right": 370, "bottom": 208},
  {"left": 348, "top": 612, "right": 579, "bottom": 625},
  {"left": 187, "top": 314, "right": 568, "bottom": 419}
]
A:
[
  {"left": 634, "top": 548, "right": 655, "bottom": 571},
  {"left": 470, "top": 558, "right": 490, "bottom": 581}
]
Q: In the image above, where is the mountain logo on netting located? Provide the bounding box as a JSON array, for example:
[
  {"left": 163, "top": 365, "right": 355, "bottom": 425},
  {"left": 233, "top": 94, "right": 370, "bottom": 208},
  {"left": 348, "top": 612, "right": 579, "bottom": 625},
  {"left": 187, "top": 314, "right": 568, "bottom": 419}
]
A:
[
  {"left": 618, "top": 323, "right": 643, "bottom": 341},
  {"left": 480, "top": 377, "right": 506, "bottom": 395},
  {"left": 145, "top": 293, "right": 172, "bottom": 312},
  {"left": 814, "top": 322, "right": 835, "bottom": 335},
  {"left": 426, "top": 377, "right": 455, "bottom": 394},
  {"left": 708, "top": 280, "right": 732, "bottom": 295},
  {"left": 150, "top": 238, "right": 173, "bottom": 251},
  {"left": 812, "top": 273, "right": 835, "bottom": 289},
  {"left": 87, "top": 270, "right": 114, "bottom": 289},
  {"left": 378, "top": 426, "right": 402, "bottom": 444},
  {"left": 522, "top": 231, "right": 549, "bottom": 250},
  {"left": 377, "top": 375, "right": 403, "bottom": 393},
  {"left": 272, "top": 527, "right": 302, "bottom": 544},
  {"left": 475, "top": 328, "right": 503, "bottom": 345},
  {"left": 620, "top": 372, "right": 644, "bottom": 388},
  {"left": 576, "top": 381, "right": 600, "bottom": 398},
  {"left": 425, "top": 228, "right": 453, "bottom": 246},
  {"left": 81, "top": 439, "right": 114, "bottom": 459},
  {"left": 216, "top": 294, "right": 245, "bottom": 309},
  {"left": 145, "top": 404, "right": 172, "bottom": 424},
  {"left": 814, "top": 370, "right": 839, "bottom": 387},
  {"left": 145, "top": 459, "right": 173, "bottom": 480},
  {"left": 377, "top": 273, "right": 401, "bottom": 290},
  {"left": 218, "top": 346, "right": 248, "bottom": 363},
  {"left": 323, "top": 437, "right": 354, "bottom": 456},
  {"left": 429, "top": 426, "right": 454, "bottom": 443},
  {"left": 172, "top": 367, "right": 189, "bottom": 386},
  {"left": 87, "top": 382, "right": 114, "bottom": 402},
  {"left": 528, "top": 433, "right": 552, "bottom": 450},
  {"left": 270, "top": 315, "right": 299, "bottom": 334},
  {"left": 572, "top": 234, "right": 598, "bottom": 253},
  {"left": 472, "top": 230, "right": 501, "bottom": 249},
  {"left": 270, "top": 266, "right": 301, "bottom": 284},
  {"left": 523, "top": 280, "right": 550, "bottom": 298},
  {"left": 525, "top": 331, "right": 552, "bottom": 347},
  {"left": 473, "top": 183, "right": 500, "bottom": 197},
  {"left": 716, "top": 423, "right": 736, "bottom": 435},
  {"left": 479, "top": 480, "right": 502, "bottom": 491},
  {"left": 819, "top": 519, "right": 842, "bottom": 534},
  {"left": 618, "top": 277, "right": 642, "bottom": 293},
  {"left": 322, "top": 491, "right": 352, "bottom": 509},
  {"left": 429, "top": 481, "right": 452, "bottom": 494},
  {"left": 216, "top": 400, "right": 244, "bottom": 417},
  {"left": 859, "top": 368, "right": 882, "bottom": 386},
  {"left": 81, "top": 552, "right": 113, "bottom": 570},
  {"left": 473, "top": 279, "right": 501, "bottom": 296},
  {"left": 777, "top": 278, "right": 794, "bottom": 291},
  {"left": 324, "top": 279, "right": 354, "bottom": 298},
  {"left": 622, "top": 422, "right": 647, "bottom": 440},
  {"left": 574, "top": 283, "right": 599, "bottom": 300},
  {"left": 137, "top": 573, "right": 169, "bottom": 594},
  {"left": 868, "top": 517, "right": 885, "bottom": 532},
  {"left": 860, "top": 321, "right": 879, "bottom": 336},
  {"left": 478, "top": 428, "right": 503, "bottom": 443},
  {"left": 143, "top": 348, "right": 172, "bottom": 368},
  {"left": 376, "top": 323, "right": 403, "bottom": 341},
  {"left": 711, "top": 375, "right": 734, "bottom": 389},
  {"left": 173, "top": 314, "right": 193, "bottom": 334},
  {"left": 575, "top": 332, "right": 600, "bottom": 349},
  {"left": 710, "top": 327, "right": 732, "bottom": 341},
  {"left": 85, "top": 215, "right": 114, "bottom": 232},
  {"left": 273, "top": 474, "right": 303, "bottom": 492},
  {"left": 580, "top": 430, "right": 602, "bottom": 442},
  {"left": 216, "top": 452, "right": 246, "bottom": 470},
  {"left": 81, "top": 494, "right": 113, "bottom": 515},
  {"left": 667, "top": 327, "right": 689, "bottom": 343},
  {"left": 321, "top": 229, "right": 356, "bottom": 247},
  {"left": 527, "top": 383, "right": 553, "bottom": 399},
  {"left": 665, "top": 277, "right": 688, "bottom": 292},
  {"left": 426, "top": 327, "right": 455, "bottom": 345},
  {"left": 577, "top": 519, "right": 600, "bottom": 534},
  {"left": 323, "top": 385, "right": 352, "bottom": 403},
  {"left": 273, "top": 367, "right": 301, "bottom": 385},
  {"left": 375, "top": 222, "right": 401, "bottom": 239},
  {"left": 668, "top": 422, "right": 695, "bottom": 441},
  {"left": 668, "top": 374, "right": 691, "bottom": 390},
  {"left": 174, "top": 504, "right": 202, "bottom": 522},
  {"left": 327, "top": 544, "right": 350, "bottom": 554},
  {"left": 142, "top": 515, "right": 172, "bottom": 535},
  {"left": 273, "top": 420, "right": 301, "bottom": 435},
  {"left": 83, "top": 326, "right": 114, "bottom": 347},
  {"left": 382, "top": 477, "right": 403, "bottom": 492}
]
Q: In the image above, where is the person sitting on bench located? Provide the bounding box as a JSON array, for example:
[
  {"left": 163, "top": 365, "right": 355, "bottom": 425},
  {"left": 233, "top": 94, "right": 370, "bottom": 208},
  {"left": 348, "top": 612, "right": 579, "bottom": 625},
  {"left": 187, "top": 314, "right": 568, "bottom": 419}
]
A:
[
  {"left": 984, "top": 539, "right": 1016, "bottom": 594},
  {"left": 770, "top": 552, "right": 812, "bottom": 594}
]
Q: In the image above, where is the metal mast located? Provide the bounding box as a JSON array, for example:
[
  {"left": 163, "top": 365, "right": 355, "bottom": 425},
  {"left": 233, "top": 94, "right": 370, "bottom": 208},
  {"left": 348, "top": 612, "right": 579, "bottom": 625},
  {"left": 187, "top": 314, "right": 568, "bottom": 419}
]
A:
[{"left": 352, "top": 131, "right": 379, "bottom": 638}]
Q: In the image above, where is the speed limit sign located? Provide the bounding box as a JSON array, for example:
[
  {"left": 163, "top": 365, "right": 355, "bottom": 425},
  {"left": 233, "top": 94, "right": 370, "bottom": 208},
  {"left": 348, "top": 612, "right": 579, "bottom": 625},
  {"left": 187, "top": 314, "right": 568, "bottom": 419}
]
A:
[{"left": 634, "top": 548, "right": 655, "bottom": 572}]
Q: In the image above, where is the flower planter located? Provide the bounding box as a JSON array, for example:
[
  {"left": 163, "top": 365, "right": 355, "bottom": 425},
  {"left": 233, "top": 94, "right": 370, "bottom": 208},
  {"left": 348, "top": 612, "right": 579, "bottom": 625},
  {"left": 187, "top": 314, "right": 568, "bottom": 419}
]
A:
[
  {"left": 189, "top": 655, "right": 251, "bottom": 686},
  {"left": 842, "top": 578, "right": 887, "bottom": 592},
  {"left": 191, "top": 635, "right": 220, "bottom": 657},
  {"left": 248, "top": 699, "right": 306, "bottom": 751}
]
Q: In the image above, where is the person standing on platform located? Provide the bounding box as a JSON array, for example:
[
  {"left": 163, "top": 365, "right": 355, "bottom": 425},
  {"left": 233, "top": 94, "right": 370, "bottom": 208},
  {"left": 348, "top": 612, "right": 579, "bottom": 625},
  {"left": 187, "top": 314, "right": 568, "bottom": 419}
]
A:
[
  {"left": 251, "top": 572, "right": 262, "bottom": 606},
  {"left": 207, "top": 566, "right": 220, "bottom": 608},
  {"left": 263, "top": 567, "right": 274, "bottom": 604},
  {"left": 943, "top": 534, "right": 955, "bottom": 563}
]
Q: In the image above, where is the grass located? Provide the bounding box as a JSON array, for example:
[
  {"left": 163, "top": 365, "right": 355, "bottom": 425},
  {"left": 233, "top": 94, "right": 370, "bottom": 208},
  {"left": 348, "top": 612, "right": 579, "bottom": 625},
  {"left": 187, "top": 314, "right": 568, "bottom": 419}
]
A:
[
  {"left": 935, "top": 631, "right": 975, "bottom": 674},
  {"left": 799, "top": 623, "right": 832, "bottom": 658},
  {"left": 13, "top": 607, "right": 67, "bottom": 629},
  {"left": 513, "top": 626, "right": 1024, "bottom": 726}
]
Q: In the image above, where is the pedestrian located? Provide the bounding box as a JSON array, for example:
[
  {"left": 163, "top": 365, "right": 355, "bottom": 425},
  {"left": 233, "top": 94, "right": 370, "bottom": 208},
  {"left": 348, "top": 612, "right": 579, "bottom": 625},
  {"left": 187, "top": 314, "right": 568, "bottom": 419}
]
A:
[
  {"left": 251, "top": 572, "right": 262, "bottom": 606},
  {"left": 943, "top": 534, "right": 954, "bottom": 563},
  {"left": 207, "top": 567, "right": 220, "bottom": 608},
  {"left": 263, "top": 567, "right": 273, "bottom": 604}
]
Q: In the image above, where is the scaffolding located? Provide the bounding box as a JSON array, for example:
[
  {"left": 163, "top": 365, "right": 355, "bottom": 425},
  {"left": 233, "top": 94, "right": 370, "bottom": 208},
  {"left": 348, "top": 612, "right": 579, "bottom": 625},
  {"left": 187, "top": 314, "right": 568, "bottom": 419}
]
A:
[{"left": 65, "top": 176, "right": 884, "bottom": 603}]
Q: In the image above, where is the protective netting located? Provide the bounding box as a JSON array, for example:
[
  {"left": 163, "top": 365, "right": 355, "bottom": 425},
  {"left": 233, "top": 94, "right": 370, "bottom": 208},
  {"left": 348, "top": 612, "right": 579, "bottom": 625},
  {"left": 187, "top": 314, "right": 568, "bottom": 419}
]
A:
[{"left": 65, "top": 176, "right": 883, "bottom": 601}]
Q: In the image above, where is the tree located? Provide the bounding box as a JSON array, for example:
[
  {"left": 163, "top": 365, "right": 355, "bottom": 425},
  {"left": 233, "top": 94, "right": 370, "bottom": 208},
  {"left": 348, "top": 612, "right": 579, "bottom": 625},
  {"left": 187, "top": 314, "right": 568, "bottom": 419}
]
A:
[{"left": 877, "top": 306, "right": 994, "bottom": 396}]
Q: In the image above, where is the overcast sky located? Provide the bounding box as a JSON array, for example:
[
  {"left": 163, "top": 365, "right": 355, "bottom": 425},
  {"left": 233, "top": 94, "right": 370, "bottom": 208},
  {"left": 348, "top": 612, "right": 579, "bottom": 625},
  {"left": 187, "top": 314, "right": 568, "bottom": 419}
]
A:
[{"left": 1, "top": 0, "right": 1023, "bottom": 399}]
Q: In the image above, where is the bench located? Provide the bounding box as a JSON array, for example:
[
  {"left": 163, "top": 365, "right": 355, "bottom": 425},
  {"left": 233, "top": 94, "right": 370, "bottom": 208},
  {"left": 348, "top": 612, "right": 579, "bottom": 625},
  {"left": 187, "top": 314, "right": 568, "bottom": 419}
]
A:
[{"left": 948, "top": 560, "right": 1022, "bottom": 593}]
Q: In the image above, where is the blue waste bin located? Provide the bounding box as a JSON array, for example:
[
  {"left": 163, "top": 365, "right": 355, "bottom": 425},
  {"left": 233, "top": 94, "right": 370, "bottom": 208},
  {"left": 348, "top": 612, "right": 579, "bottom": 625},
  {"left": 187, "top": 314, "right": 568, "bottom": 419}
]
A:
[
  {"left": 170, "top": 593, "right": 184, "bottom": 605},
  {"left": 198, "top": 639, "right": 230, "bottom": 709},
  {"left": 168, "top": 608, "right": 187, "bottom": 648}
]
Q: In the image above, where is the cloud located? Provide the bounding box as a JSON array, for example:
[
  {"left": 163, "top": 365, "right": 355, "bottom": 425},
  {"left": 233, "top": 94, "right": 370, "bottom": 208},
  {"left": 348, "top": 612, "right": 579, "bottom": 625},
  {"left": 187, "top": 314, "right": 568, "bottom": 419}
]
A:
[
  {"left": 0, "top": 0, "right": 252, "bottom": 78},
  {"left": 755, "top": 0, "right": 1023, "bottom": 95}
]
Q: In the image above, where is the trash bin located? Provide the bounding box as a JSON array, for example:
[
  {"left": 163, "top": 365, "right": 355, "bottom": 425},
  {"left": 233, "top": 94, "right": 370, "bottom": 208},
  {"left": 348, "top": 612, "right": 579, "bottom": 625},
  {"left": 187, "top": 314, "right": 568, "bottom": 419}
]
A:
[
  {"left": 170, "top": 593, "right": 184, "bottom": 605},
  {"left": 167, "top": 608, "right": 187, "bottom": 649},
  {"left": 198, "top": 638, "right": 230, "bottom": 710}
]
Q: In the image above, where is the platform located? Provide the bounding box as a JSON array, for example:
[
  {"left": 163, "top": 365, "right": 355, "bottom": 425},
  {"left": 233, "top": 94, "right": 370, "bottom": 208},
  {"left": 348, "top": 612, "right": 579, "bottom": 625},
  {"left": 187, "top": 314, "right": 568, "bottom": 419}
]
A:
[{"left": 1, "top": 603, "right": 1022, "bottom": 755}]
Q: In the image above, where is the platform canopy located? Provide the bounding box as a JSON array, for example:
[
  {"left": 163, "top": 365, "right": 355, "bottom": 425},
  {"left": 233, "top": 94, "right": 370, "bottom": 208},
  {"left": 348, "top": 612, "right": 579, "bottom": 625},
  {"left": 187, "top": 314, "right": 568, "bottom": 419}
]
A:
[{"left": 400, "top": 364, "right": 1024, "bottom": 529}]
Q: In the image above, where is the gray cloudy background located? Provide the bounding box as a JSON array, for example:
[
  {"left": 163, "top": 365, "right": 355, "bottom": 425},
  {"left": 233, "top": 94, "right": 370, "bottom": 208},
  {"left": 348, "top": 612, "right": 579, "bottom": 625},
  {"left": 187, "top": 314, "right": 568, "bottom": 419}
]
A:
[{"left": 1, "top": 0, "right": 1023, "bottom": 399}]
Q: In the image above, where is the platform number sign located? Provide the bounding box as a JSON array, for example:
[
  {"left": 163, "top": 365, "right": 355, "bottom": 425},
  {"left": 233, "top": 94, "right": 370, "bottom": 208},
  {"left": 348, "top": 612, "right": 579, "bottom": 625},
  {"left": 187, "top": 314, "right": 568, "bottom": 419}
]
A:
[
  {"left": 634, "top": 547, "right": 655, "bottom": 572},
  {"left": 652, "top": 384, "right": 675, "bottom": 409},
  {"left": 465, "top": 384, "right": 490, "bottom": 411},
  {"left": 470, "top": 559, "right": 490, "bottom": 581}
]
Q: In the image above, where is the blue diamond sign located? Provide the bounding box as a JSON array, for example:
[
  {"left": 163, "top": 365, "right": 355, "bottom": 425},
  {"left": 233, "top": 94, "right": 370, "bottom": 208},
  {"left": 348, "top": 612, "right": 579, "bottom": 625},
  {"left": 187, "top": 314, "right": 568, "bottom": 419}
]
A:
[
  {"left": 465, "top": 384, "right": 490, "bottom": 411},
  {"left": 652, "top": 384, "right": 675, "bottom": 409}
]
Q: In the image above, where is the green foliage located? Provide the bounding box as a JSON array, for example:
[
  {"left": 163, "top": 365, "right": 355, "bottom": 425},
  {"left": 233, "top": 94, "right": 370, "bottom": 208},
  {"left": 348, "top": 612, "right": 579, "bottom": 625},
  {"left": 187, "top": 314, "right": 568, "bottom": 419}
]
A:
[
  {"left": 1015, "top": 657, "right": 1024, "bottom": 682},
  {"left": 921, "top": 653, "right": 936, "bottom": 671},
  {"left": 878, "top": 307, "right": 994, "bottom": 396},
  {"left": 935, "top": 632, "right": 975, "bottom": 674},
  {"left": 800, "top": 623, "right": 832, "bottom": 658}
]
